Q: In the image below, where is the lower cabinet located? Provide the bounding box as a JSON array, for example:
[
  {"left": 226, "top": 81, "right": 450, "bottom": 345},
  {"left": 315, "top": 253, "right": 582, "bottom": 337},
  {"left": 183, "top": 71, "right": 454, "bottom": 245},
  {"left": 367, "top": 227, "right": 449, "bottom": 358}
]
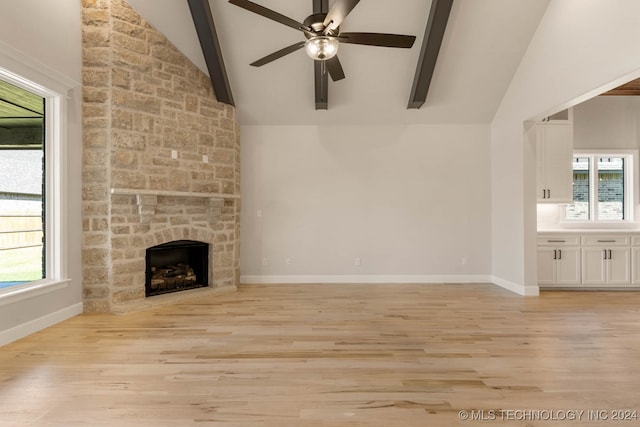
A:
[
  {"left": 632, "top": 247, "right": 640, "bottom": 285},
  {"left": 537, "top": 247, "right": 580, "bottom": 286},
  {"left": 581, "top": 247, "right": 630, "bottom": 286},
  {"left": 537, "top": 235, "right": 580, "bottom": 287},
  {"left": 538, "top": 233, "right": 636, "bottom": 288}
]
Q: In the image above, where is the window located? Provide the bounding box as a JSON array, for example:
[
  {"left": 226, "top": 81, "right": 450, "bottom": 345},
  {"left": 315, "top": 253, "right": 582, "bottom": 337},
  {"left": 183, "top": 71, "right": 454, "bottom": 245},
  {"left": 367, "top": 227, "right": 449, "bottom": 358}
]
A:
[
  {"left": 0, "top": 80, "right": 45, "bottom": 289},
  {"left": 0, "top": 60, "right": 69, "bottom": 297},
  {"left": 565, "top": 152, "right": 635, "bottom": 223}
]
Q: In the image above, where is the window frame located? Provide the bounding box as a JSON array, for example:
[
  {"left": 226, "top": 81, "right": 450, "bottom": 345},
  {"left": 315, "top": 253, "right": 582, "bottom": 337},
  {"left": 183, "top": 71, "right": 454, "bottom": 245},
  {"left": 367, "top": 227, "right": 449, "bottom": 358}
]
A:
[
  {"left": 0, "top": 47, "right": 72, "bottom": 303},
  {"left": 564, "top": 150, "right": 637, "bottom": 225}
]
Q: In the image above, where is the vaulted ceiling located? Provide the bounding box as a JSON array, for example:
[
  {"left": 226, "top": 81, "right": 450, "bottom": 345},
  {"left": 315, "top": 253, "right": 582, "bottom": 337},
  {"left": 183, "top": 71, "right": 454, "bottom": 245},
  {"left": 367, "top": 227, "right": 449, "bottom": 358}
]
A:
[{"left": 126, "top": 0, "right": 551, "bottom": 125}]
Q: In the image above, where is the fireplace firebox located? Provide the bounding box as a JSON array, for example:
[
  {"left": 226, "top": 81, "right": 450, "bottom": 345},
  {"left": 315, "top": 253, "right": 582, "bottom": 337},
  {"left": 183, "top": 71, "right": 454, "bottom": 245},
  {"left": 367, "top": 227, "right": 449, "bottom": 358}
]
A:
[{"left": 145, "top": 240, "right": 209, "bottom": 297}]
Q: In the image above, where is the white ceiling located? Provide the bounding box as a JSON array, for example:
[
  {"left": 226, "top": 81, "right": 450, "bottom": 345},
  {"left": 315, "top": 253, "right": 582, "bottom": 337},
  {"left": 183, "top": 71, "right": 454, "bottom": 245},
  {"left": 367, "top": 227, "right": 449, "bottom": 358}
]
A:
[{"left": 126, "top": 0, "right": 550, "bottom": 126}]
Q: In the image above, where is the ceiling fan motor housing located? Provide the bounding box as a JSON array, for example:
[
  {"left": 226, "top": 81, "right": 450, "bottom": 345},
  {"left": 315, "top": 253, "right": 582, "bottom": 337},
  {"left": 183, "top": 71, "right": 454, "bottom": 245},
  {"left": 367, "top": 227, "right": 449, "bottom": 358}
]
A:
[{"left": 303, "top": 13, "right": 339, "bottom": 37}]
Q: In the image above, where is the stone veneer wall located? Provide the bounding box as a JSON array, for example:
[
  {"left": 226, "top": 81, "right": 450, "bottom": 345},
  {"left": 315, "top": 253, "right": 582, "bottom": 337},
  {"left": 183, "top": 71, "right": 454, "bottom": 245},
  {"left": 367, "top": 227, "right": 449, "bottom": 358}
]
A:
[{"left": 81, "top": 0, "right": 240, "bottom": 312}]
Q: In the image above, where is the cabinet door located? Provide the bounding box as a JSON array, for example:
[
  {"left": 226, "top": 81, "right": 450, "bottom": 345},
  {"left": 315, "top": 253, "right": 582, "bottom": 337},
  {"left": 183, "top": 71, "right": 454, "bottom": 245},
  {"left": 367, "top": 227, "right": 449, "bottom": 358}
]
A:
[
  {"left": 542, "top": 124, "right": 573, "bottom": 203},
  {"left": 537, "top": 248, "right": 556, "bottom": 285},
  {"left": 581, "top": 247, "right": 607, "bottom": 285},
  {"left": 608, "top": 248, "right": 631, "bottom": 285},
  {"left": 555, "top": 247, "right": 581, "bottom": 285},
  {"left": 631, "top": 247, "right": 640, "bottom": 285},
  {"left": 536, "top": 134, "right": 547, "bottom": 201}
]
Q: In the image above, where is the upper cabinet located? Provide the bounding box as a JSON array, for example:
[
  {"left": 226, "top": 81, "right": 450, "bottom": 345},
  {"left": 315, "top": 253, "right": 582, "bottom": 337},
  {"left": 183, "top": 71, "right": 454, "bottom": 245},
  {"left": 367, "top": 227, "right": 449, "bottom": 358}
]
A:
[
  {"left": 536, "top": 109, "right": 574, "bottom": 203},
  {"left": 540, "top": 108, "right": 573, "bottom": 123}
]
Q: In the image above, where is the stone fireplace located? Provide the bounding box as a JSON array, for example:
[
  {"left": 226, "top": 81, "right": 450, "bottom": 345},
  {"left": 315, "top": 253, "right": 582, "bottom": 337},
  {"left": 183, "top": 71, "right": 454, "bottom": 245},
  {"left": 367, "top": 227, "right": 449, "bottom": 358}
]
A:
[
  {"left": 104, "top": 189, "right": 239, "bottom": 312},
  {"left": 81, "top": 0, "right": 240, "bottom": 313}
]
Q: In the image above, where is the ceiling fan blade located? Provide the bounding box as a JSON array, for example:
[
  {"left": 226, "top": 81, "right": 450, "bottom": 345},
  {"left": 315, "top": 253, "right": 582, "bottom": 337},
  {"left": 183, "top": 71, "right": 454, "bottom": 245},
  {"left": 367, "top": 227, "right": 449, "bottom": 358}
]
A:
[
  {"left": 250, "top": 41, "right": 306, "bottom": 67},
  {"left": 323, "top": 0, "right": 361, "bottom": 32},
  {"left": 324, "top": 56, "right": 345, "bottom": 81},
  {"left": 338, "top": 32, "right": 416, "bottom": 48},
  {"left": 229, "top": 0, "right": 311, "bottom": 33}
]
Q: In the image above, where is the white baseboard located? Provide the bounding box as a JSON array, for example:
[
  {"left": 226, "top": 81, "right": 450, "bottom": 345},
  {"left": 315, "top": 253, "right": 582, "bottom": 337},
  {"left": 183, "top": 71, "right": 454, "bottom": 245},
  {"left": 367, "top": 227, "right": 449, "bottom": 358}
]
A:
[
  {"left": 241, "top": 275, "right": 539, "bottom": 296},
  {"left": 491, "top": 276, "right": 540, "bottom": 296},
  {"left": 0, "top": 303, "right": 84, "bottom": 347},
  {"left": 240, "top": 275, "right": 493, "bottom": 285}
]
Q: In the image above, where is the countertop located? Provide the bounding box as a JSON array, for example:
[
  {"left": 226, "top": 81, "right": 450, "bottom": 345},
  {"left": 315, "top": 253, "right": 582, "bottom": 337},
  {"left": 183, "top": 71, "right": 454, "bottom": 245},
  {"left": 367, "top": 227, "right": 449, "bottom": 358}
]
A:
[{"left": 538, "top": 228, "right": 640, "bottom": 234}]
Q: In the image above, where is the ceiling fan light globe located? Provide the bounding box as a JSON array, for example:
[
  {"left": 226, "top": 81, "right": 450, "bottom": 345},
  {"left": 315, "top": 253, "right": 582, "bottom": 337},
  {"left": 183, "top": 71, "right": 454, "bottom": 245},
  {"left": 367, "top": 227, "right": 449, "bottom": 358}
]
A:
[{"left": 304, "top": 36, "right": 339, "bottom": 61}]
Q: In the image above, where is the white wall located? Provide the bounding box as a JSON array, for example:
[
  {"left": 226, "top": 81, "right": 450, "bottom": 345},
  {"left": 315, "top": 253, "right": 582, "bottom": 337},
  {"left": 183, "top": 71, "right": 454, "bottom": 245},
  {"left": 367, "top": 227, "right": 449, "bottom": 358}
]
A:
[
  {"left": 0, "top": 0, "right": 83, "bottom": 345},
  {"left": 574, "top": 96, "right": 640, "bottom": 150},
  {"left": 241, "top": 124, "right": 492, "bottom": 283},
  {"left": 491, "top": 0, "right": 640, "bottom": 294}
]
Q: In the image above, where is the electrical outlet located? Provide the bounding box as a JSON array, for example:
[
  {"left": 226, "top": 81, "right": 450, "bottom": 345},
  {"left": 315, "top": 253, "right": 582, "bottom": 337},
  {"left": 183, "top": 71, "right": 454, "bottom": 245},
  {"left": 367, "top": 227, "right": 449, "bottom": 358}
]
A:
[
  {"left": 262, "top": 258, "right": 268, "bottom": 266},
  {"left": 171, "top": 150, "right": 178, "bottom": 159},
  {"left": 285, "top": 257, "right": 292, "bottom": 265},
  {"left": 256, "top": 209, "right": 262, "bottom": 217},
  {"left": 462, "top": 257, "right": 467, "bottom": 265},
  {"left": 202, "top": 154, "right": 208, "bottom": 163},
  {"left": 355, "top": 257, "right": 361, "bottom": 266}
]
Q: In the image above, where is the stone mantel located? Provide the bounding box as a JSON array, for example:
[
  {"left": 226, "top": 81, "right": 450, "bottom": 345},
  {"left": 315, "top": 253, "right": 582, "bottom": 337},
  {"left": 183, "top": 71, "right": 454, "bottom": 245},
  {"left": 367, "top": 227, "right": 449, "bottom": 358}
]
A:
[
  {"left": 110, "top": 188, "right": 239, "bottom": 224},
  {"left": 110, "top": 188, "right": 241, "bottom": 199}
]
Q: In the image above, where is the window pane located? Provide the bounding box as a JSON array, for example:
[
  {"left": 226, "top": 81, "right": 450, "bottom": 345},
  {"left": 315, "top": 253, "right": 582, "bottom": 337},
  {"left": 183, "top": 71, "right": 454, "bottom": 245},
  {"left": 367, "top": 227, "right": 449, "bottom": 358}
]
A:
[
  {"left": 566, "top": 157, "right": 590, "bottom": 221},
  {"left": 0, "top": 79, "right": 45, "bottom": 288},
  {"left": 598, "top": 156, "right": 624, "bottom": 221}
]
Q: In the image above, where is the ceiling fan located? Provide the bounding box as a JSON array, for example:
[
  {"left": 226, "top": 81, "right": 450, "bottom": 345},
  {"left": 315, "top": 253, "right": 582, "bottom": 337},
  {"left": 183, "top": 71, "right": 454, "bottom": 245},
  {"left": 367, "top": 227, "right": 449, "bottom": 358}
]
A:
[{"left": 228, "top": 0, "right": 417, "bottom": 82}]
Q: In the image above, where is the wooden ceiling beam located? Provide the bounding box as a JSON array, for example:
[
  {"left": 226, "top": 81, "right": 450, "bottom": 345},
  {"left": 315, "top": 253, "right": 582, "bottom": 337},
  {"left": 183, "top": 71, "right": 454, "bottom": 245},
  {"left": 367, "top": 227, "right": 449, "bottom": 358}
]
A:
[
  {"left": 187, "top": 0, "right": 235, "bottom": 106},
  {"left": 314, "top": 0, "right": 329, "bottom": 110},
  {"left": 601, "top": 78, "right": 640, "bottom": 96},
  {"left": 407, "top": 0, "right": 453, "bottom": 109}
]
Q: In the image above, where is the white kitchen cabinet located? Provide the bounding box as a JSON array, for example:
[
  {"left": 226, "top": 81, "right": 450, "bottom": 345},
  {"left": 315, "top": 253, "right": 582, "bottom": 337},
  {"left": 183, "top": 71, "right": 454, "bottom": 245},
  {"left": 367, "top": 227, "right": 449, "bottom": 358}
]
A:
[
  {"left": 537, "top": 247, "right": 581, "bottom": 286},
  {"left": 537, "top": 235, "right": 580, "bottom": 286},
  {"left": 631, "top": 236, "right": 640, "bottom": 285},
  {"left": 609, "top": 248, "right": 632, "bottom": 285},
  {"left": 581, "top": 236, "right": 630, "bottom": 286},
  {"left": 537, "top": 247, "right": 556, "bottom": 285},
  {"left": 536, "top": 123, "right": 573, "bottom": 203},
  {"left": 540, "top": 108, "right": 573, "bottom": 123},
  {"left": 581, "top": 248, "right": 630, "bottom": 285},
  {"left": 633, "top": 248, "right": 640, "bottom": 284},
  {"left": 581, "top": 247, "right": 607, "bottom": 284},
  {"left": 538, "top": 232, "right": 640, "bottom": 289}
]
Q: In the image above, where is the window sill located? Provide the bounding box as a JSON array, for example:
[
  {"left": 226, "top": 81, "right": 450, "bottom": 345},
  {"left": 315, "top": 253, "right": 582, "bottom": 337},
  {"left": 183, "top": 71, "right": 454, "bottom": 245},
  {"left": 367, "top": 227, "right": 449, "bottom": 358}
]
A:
[
  {"left": 0, "top": 279, "right": 71, "bottom": 307},
  {"left": 556, "top": 221, "right": 640, "bottom": 230}
]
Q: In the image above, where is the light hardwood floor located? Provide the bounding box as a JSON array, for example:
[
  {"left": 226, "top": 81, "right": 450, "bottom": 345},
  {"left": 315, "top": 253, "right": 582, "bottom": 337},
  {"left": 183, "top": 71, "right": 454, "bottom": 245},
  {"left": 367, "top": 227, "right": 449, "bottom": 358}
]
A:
[{"left": 1, "top": 284, "right": 640, "bottom": 426}]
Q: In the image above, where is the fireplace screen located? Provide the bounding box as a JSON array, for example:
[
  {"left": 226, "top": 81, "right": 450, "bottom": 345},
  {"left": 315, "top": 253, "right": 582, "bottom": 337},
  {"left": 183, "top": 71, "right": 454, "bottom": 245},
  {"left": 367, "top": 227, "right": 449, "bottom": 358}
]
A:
[{"left": 145, "top": 240, "right": 209, "bottom": 297}]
